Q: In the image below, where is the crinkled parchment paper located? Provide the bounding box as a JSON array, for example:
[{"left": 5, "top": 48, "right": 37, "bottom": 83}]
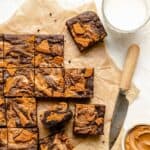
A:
[{"left": 0, "top": 0, "right": 139, "bottom": 149}]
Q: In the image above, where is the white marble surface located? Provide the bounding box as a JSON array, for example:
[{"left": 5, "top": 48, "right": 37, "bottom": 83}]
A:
[{"left": 0, "top": 0, "right": 149, "bottom": 131}]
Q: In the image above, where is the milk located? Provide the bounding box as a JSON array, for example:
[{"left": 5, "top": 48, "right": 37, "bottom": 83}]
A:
[{"left": 104, "top": 0, "right": 148, "bottom": 31}]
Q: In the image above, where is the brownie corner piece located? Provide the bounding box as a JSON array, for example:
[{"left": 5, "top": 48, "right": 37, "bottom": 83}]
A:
[
  {"left": 41, "top": 102, "right": 72, "bottom": 132},
  {"left": 0, "top": 128, "right": 7, "bottom": 150},
  {"left": 35, "top": 34, "right": 64, "bottom": 68},
  {"left": 74, "top": 104, "right": 105, "bottom": 136},
  {"left": 8, "top": 128, "right": 38, "bottom": 150},
  {"left": 4, "top": 67, "right": 34, "bottom": 97},
  {"left": 35, "top": 68, "right": 64, "bottom": 97},
  {"left": 66, "top": 11, "right": 107, "bottom": 51},
  {"left": 4, "top": 34, "right": 35, "bottom": 68},
  {"left": 6, "top": 97, "right": 37, "bottom": 128},
  {"left": 39, "top": 133, "right": 74, "bottom": 150},
  {"left": 65, "top": 68, "right": 94, "bottom": 98},
  {"left": 0, "top": 97, "right": 6, "bottom": 127}
]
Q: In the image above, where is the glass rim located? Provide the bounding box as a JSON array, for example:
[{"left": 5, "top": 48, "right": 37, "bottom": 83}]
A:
[{"left": 102, "top": 0, "right": 150, "bottom": 33}]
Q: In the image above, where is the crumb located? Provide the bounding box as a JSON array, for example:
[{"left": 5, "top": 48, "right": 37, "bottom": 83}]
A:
[
  {"left": 54, "top": 19, "right": 57, "bottom": 22},
  {"left": 37, "top": 29, "right": 40, "bottom": 32},
  {"left": 49, "top": 12, "right": 52, "bottom": 16},
  {"left": 102, "top": 141, "right": 105, "bottom": 144},
  {"left": 68, "top": 60, "right": 71, "bottom": 64}
]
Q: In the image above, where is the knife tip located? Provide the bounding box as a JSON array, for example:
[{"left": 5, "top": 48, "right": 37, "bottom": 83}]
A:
[{"left": 109, "top": 139, "right": 114, "bottom": 150}]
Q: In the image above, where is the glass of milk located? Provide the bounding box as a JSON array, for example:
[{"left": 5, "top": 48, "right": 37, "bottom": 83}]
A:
[{"left": 102, "top": 0, "right": 150, "bottom": 33}]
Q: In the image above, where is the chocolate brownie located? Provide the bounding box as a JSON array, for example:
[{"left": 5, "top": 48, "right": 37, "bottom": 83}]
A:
[
  {"left": 8, "top": 128, "right": 38, "bottom": 150},
  {"left": 74, "top": 104, "right": 105, "bottom": 136},
  {"left": 65, "top": 68, "right": 94, "bottom": 98},
  {"left": 0, "top": 69, "right": 3, "bottom": 96},
  {"left": 4, "top": 68, "right": 34, "bottom": 97},
  {"left": 3, "top": 34, "right": 35, "bottom": 68},
  {"left": 0, "top": 98, "right": 6, "bottom": 127},
  {"left": 35, "top": 35, "right": 64, "bottom": 68},
  {"left": 41, "top": 102, "right": 72, "bottom": 132},
  {"left": 35, "top": 68, "right": 64, "bottom": 97},
  {"left": 0, "top": 128, "right": 7, "bottom": 150},
  {"left": 6, "top": 97, "right": 37, "bottom": 128},
  {"left": 66, "top": 11, "right": 107, "bottom": 51},
  {"left": 39, "top": 133, "right": 74, "bottom": 150}
]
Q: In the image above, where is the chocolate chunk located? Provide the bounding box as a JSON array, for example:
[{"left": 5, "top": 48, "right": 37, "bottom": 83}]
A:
[
  {"left": 8, "top": 128, "right": 38, "bottom": 150},
  {"left": 66, "top": 11, "right": 107, "bottom": 52},
  {"left": 65, "top": 68, "right": 94, "bottom": 98},
  {"left": 41, "top": 102, "right": 72, "bottom": 132},
  {"left": 39, "top": 133, "right": 74, "bottom": 150},
  {"left": 4, "top": 34, "right": 35, "bottom": 68},
  {"left": 4, "top": 68, "right": 34, "bottom": 97},
  {"left": 35, "top": 35, "right": 64, "bottom": 68},
  {"left": 74, "top": 104, "right": 105, "bottom": 136},
  {"left": 6, "top": 97, "right": 37, "bottom": 128},
  {"left": 35, "top": 68, "right": 65, "bottom": 97}
]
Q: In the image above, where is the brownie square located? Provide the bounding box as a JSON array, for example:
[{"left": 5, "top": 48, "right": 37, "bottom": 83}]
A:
[
  {"left": 74, "top": 104, "right": 105, "bottom": 136},
  {"left": 8, "top": 128, "right": 38, "bottom": 150},
  {"left": 35, "top": 68, "right": 64, "bottom": 97},
  {"left": 65, "top": 68, "right": 94, "bottom": 98},
  {"left": 39, "top": 133, "right": 74, "bottom": 150},
  {"left": 41, "top": 102, "right": 72, "bottom": 132},
  {"left": 0, "top": 128, "right": 7, "bottom": 150},
  {"left": 66, "top": 11, "right": 107, "bottom": 51},
  {"left": 4, "top": 34, "right": 35, "bottom": 68},
  {"left": 0, "top": 69, "right": 3, "bottom": 96},
  {"left": 4, "top": 68, "right": 34, "bottom": 97},
  {"left": 0, "top": 97, "right": 6, "bottom": 127},
  {"left": 6, "top": 97, "right": 37, "bottom": 128},
  {"left": 35, "top": 35, "right": 64, "bottom": 68}
]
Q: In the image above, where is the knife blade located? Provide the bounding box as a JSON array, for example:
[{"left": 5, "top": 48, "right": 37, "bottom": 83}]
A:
[{"left": 109, "top": 44, "right": 140, "bottom": 149}]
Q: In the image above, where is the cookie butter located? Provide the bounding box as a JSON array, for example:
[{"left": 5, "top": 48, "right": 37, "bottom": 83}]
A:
[{"left": 125, "top": 125, "right": 150, "bottom": 150}]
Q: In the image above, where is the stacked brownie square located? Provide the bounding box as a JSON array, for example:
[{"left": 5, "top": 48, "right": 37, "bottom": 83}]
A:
[{"left": 0, "top": 11, "right": 106, "bottom": 149}]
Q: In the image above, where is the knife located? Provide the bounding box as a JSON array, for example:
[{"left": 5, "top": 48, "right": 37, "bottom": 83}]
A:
[{"left": 109, "top": 44, "right": 140, "bottom": 149}]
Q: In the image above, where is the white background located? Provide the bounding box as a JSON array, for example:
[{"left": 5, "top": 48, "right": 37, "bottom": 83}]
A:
[{"left": 0, "top": 0, "right": 149, "bottom": 130}]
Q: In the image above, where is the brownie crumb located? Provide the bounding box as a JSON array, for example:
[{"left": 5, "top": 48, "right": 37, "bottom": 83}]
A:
[
  {"left": 68, "top": 60, "right": 71, "bottom": 64},
  {"left": 37, "top": 29, "right": 40, "bottom": 32},
  {"left": 49, "top": 12, "right": 52, "bottom": 16}
]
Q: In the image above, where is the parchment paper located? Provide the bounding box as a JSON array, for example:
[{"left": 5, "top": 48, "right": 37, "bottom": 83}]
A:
[{"left": 0, "top": 0, "right": 139, "bottom": 149}]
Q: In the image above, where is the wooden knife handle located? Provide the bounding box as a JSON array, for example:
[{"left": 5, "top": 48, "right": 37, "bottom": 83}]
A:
[{"left": 120, "top": 44, "right": 140, "bottom": 91}]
